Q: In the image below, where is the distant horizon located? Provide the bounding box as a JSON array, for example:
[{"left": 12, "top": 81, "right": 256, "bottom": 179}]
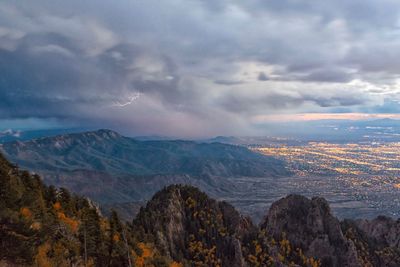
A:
[
  {"left": 254, "top": 113, "right": 400, "bottom": 122},
  {"left": 2, "top": 112, "right": 400, "bottom": 132},
  {"left": 2, "top": 114, "right": 400, "bottom": 140}
]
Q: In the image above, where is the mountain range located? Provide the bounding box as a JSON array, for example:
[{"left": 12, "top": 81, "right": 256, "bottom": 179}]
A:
[
  {"left": 0, "top": 129, "right": 289, "bottom": 220},
  {"left": 1, "top": 151, "right": 399, "bottom": 266},
  {"left": 0, "top": 128, "right": 89, "bottom": 143}
]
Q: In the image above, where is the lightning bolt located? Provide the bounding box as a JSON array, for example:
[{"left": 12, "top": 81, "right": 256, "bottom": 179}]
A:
[{"left": 112, "top": 93, "right": 142, "bottom": 107}]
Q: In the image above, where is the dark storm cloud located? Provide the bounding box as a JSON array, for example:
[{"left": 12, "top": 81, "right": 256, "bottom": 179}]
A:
[
  {"left": 0, "top": 32, "right": 181, "bottom": 118},
  {"left": 218, "top": 89, "right": 368, "bottom": 114},
  {"left": 1, "top": 0, "right": 400, "bottom": 136},
  {"left": 298, "top": 69, "right": 355, "bottom": 83},
  {"left": 214, "top": 80, "right": 244, "bottom": 86},
  {"left": 258, "top": 72, "right": 269, "bottom": 81}
]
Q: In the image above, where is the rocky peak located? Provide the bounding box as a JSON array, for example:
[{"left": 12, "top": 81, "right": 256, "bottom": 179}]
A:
[
  {"left": 54, "top": 129, "right": 122, "bottom": 144},
  {"left": 352, "top": 216, "right": 400, "bottom": 248},
  {"left": 261, "top": 194, "right": 361, "bottom": 267},
  {"left": 341, "top": 216, "right": 400, "bottom": 267},
  {"left": 88, "top": 129, "right": 122, "bottom": 139},
  {"left": 2, "top": 129, "right": 123, "bottom": 152},
  {"left": 134, "top": 190, "right": 400, "bottom": 267},
  {"left": 134, "top": 185, "right": 252, "bottom": 266}
]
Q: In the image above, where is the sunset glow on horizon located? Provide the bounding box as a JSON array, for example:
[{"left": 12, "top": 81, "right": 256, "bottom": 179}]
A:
[{"left": 253, "top": 113, "right": 400, "bottom": 122}]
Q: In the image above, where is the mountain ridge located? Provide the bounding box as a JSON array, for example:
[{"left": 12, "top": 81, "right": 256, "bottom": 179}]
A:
[
  {"left": 0, "top": 128, "right": 287, "bottom": 177},
  {"left": 133, "top": 185, "right": 400, "bottom": 266},
  {"left": 0, "top": 129, "right": 289, "bottom": 221}
]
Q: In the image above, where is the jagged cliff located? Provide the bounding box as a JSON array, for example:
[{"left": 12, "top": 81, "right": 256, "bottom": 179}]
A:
[
  {"left": 133, "top": 188, "right": 399, "bottom": 267},
  {"left": 341, "top": 216, "right": 400, "bottom": 267},
  {"left": 261, "top": 195, "right": 360, "bottom": 266},
  {"left": 133, "top": 185, "right": 253, "bottom": 266}
]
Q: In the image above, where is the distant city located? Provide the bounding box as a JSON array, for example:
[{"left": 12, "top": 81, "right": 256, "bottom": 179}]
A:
[
  {"left": 256, "top": 142, "right": 400, "bottom": 176},
  {"left": 234, "top": 140, "right": 400, "bottom": 220},
  {"left": 207, "top": 120, "right": 400, "bottom": 221}
]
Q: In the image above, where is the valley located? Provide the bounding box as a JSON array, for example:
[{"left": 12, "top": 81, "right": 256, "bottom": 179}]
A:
[
  {"left": 220, "top": 174, "right": 399, "bottom": 223},
  {"left": 1, "top": 129, "right": 399, "bottom": 223},
  {"left": 246, "top": 141, "right": 400, "bottom": 221}
]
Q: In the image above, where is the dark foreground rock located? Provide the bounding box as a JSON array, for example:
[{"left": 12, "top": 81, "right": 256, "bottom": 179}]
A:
[
  {"left": 133, "top": 188, "right": 399, "bottom": 267},
  {"left": 261, "top": 195, "right": 360, "bottom": 266}
]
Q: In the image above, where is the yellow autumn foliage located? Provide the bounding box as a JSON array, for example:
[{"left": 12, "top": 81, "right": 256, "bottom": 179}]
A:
[
  {"left": 169, "top": 261, "right": 183, "bottom": 267},
  {"left": 53, "top": 202, "right": 62, "bottom": 210},
  {"left": 135, "top": 242, "right": 154, "bottom": 267},
  {"left": 57, "top": 211, "right": 79, "bottom": 233},
  {"left": 35, "top": 242, "right": 52, "bottom": 267},
  {"left": 31, "top": 221, "right": 41, "bottom": 230},
  {"left": 113, "top": 233, "right": 120, "bottom": 242},
  {"left": 20, "top": 207, "right": 32, "bottom": 219}
]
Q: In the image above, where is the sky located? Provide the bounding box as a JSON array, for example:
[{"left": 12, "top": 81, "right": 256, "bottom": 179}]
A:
[{"left": 1, "top": 0, "right": 400, "bottom": 137}]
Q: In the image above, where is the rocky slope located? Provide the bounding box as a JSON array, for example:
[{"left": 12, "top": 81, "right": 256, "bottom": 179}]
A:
[
  {"left": 133, "top": 185, "right": 254, "bottom": 266},
  {"left": 133, "top": 187, "right": 400, "bottom": 267},
  {"left": 341, "top": 217, "right": 400, "bottom": 266},
  {"left": 261, "top": 195, "right": 360, "bottom": 266}
]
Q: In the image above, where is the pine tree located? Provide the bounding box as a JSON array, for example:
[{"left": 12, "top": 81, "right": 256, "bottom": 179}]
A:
[{"left": 79, "top": 207, "right": 106, "bottom": 265}]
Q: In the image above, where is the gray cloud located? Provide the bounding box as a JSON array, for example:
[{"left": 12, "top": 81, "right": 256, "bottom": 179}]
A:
[
  {"left": 214, "top": 80, "right": 244, "bottom": 85},
  {"left": 258, "top": 72, "right": 269, "bottom": 81},
  {"left": 218, "top": 87, "right": 369, "bottom": 114},
  {"left": 296, "top": 68, "right": 355, "bottom": 83},
  {"left": 0, "top": 0, "right": 400, "bottom": 137}
]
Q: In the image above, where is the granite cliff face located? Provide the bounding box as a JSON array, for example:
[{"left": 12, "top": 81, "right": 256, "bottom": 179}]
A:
[
  {"left": 342, "top": 216, "right": 400, "bottom": 267},
  {"left": 134, "top": 190, "right": 400, "bottom": 267},
  {"left": 133, "top": 185, "right": 253, "bottom": 267},
  {"left": 351, "top": 216, "right": 400, "bottom": 249},
  {"left": 261, "top": 195, "right": 360, "bottom": 266}
]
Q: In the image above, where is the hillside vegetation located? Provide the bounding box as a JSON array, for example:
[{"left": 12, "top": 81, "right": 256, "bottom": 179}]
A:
[
  {"left": 1, "top": 152, "right": 399, "bottom": 266},
  {"left": 0, "top": 153, "right": 172, "bottom": 266}
]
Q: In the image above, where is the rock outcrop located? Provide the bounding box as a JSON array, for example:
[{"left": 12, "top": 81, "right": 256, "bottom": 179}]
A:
[
  {"left": 341, "top": 216, "right": 400, "bottom": 267},
  {"left": 132, "top": 187, "right": 400, "bottom": 267},
  {"left": 353, "top": 216, "right": 400, "bottom": 249},
  {"left": 261, "top": 195, "right": 361, "bottom": 266},
  {"left": 133, "top": 185, "right": 254, "bottom": 267}
]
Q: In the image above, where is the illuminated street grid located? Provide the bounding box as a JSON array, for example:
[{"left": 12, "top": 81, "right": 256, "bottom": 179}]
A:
[
  {"left": 224, "top": 142, "right": 400, "bottom": 221},
  {"left": 255, "top": 142, "right": 400, "bottom": 178}
]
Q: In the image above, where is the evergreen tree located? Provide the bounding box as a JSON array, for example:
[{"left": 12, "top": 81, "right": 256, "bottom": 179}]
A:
[{"left": 79, "top": 207, "right": 106, "bottom": 265}]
